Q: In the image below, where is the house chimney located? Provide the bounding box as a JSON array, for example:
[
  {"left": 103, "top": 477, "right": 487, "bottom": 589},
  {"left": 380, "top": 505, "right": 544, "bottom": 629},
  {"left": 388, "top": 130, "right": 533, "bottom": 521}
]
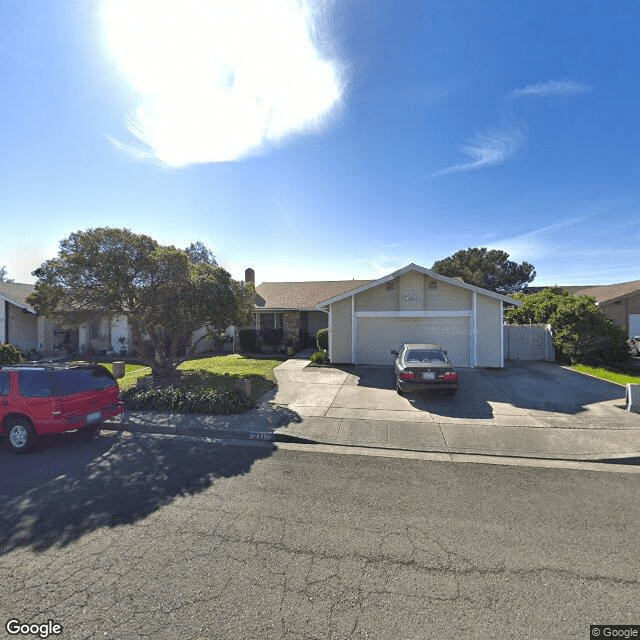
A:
[{"left": 245, "top": 268, "right": 255, "bottom": 284}]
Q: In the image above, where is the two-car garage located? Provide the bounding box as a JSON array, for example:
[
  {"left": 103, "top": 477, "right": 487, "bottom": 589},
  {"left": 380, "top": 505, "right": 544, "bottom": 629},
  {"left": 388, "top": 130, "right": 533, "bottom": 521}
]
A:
[
  {"left": 319, "top": 263, "right": 520, "bottom": 369},
  {"left": 355, "top": 315, "right": 470, "bottom": 367}
]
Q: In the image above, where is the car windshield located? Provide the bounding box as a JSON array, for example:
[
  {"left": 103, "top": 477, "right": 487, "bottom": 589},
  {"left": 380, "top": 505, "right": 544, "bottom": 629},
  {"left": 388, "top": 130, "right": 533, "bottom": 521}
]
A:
[{"left": 405, "top": 349, "right": 447, "bottom": 363}]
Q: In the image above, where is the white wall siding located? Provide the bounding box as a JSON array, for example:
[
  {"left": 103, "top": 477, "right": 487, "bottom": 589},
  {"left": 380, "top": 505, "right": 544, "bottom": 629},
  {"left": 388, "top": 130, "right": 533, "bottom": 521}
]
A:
[
  {"left": 7, "top": 304, "right": 37, "bottom": 352},
  {"left": 475, "top": 295, "right": 502, "bottom": 367},
  {"left": 355, "top": 282, "right": 399, "bottom": 311},
  {"left": 330, "top": 298, "right": 352, "bottom": 363},
  {"left": 423, "top": 280, "right": 472, "bottom": 311},
  {"left": 111, "top": 315, "right": 130, "bottom": 354},
  {"left": 399, "top": 272, "right": 424, "bottom": 311}
]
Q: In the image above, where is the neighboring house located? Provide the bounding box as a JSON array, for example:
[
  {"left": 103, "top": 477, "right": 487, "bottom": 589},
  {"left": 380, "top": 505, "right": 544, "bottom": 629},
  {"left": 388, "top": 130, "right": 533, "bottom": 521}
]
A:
[
  {"left": 525, "top": 279, "right": 640, "bottom": 336},
  {"left": 0, "top": 282, "right": 228, "bottom": 358},
  {"left": 0, "top": 282, "right": 58, "bottom": 357},
  {"left": 0, "top": 281, "right": 127, "bottom": 357},
  {"left": 314, "top": 263, "right": 521, "bottom": 367}
]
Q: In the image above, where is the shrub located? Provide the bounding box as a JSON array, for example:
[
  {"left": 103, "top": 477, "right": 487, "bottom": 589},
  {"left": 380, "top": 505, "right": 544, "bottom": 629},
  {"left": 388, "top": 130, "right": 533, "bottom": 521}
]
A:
[
  {"left": 0, "top": 343, "right": 24, "bottom": 365},
  {"left": 310, "top": 350, "right": 327, "bottom": 364},
  {"left": 263, "top": 327, "right": 284, "bottom": 346},
  {"left": 120, "top": 387, "right": 252, "bottom": 414},
  {"left": 238, "top": 329, "right": 257, "bottom": 352},
  {"left": 506, "top": 289, "right": 629, "bottom": 368},
  {"left": 316, "top": 328, "right": 329, "bottom": 351}
]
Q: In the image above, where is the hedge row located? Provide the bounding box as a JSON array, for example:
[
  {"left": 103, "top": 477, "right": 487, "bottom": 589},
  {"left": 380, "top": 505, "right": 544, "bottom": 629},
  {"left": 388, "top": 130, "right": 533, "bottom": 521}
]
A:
[{"left": 121, "top": 387, "right": 253, "bottom": 414}]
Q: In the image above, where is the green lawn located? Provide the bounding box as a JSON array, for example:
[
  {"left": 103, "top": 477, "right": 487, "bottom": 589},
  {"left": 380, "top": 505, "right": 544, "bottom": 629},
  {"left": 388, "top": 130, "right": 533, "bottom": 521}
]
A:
[
  {"left": 101, "top": 355, "right": 281, "bottom": 402},
  {"left": 571, "top": 364, "right": 640, "bottom": 387}
]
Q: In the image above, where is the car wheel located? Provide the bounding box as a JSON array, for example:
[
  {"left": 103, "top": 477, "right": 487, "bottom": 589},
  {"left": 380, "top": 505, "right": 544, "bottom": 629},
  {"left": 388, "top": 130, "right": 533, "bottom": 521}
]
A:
[
  {"left": 396, "top": 382, "right": 405, "bottom": 395},
  {"left": 6, "top": 418, "right": 37, "bottom": 454}
]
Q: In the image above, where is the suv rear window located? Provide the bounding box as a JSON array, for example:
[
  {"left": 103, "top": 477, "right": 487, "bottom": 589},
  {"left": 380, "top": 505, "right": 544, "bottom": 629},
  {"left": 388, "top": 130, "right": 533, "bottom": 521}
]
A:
[
  {"left": 53, "top": 366, "right": 116, "bottom": 396},
  {"left": 19, "top": 370, "right": 54, "bottom": 397}
]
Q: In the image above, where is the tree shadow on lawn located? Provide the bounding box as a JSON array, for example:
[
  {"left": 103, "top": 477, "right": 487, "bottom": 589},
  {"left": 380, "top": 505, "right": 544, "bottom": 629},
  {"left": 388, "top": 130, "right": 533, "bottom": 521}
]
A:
[{"left": 0, "top": 421, "right": 291, "bottom": 556}]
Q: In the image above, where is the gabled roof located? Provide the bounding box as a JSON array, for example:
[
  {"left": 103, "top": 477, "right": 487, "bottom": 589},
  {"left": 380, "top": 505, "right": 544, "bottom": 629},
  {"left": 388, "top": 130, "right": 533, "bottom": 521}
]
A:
[
  {"left": 315, "top": 263, "right": 523, "bottom": 307},
  {"left": 573, "top": 280, "right": 640, "bottom": 305},
  {"left": 0, "top": 282, "right": 35, "bottom": 311},
  {"left": 255, "top": 280, "right": 372, "bottom": 311},
  {"left": 524, "top": 280, "right": 640, "bottom": 305}
]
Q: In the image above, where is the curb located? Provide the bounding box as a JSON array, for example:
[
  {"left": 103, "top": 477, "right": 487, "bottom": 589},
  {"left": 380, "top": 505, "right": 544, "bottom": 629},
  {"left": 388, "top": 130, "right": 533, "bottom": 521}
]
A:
[
  {"left": 103, "top": 419, "right": 318, "bottom": 445},
  {"left": 101, "top": 419, "right": 640, "bottom": 466}
]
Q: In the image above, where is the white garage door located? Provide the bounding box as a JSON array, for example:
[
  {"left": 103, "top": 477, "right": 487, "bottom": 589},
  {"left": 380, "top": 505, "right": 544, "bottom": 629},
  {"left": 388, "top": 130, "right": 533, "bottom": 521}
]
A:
[
  {"left": 356, "top": 317, "right": 470, "bottom": 366},
  {"left": 629, "top": 314, "right": 640, "bottom": 337}
]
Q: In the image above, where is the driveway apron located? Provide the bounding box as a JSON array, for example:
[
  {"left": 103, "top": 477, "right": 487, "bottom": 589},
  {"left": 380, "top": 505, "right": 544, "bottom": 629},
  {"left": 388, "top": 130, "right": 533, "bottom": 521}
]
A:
[{"left": 271, "top": 359, "right": 640, "bottom": 461}]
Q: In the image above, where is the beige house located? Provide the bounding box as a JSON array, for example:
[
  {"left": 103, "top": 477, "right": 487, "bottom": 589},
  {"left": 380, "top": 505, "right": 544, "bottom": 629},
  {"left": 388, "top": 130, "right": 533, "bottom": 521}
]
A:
[
  {"left": 572, "top": 281, "right": 640, "bottom": 337},
  {"left": 316, "top": 263, "right": 521, "bottom": 367},
  {"left": 525, "top": 279, "right": 640, "bottom": 337}
]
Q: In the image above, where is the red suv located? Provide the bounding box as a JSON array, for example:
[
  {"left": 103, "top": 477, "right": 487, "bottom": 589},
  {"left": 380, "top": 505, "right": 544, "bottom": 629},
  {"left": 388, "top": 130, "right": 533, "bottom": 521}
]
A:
[{"left": 1, "top": 362, "right": 124, "bottom": 453}]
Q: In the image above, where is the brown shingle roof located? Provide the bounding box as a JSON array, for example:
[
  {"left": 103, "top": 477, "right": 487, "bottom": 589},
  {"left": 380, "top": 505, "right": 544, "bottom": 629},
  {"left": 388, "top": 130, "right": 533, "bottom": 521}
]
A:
[
  {"left": 255, "top": 280, "right": 372, "bottom": 310},
  {"left": 0, "top": 282, "right": 35, "bottom": 308},
  {"left": 573, "top": 280, "right": 640, "bottom": 304},
  {"left": 525, "top": 280, "right": 640, "bottom": 304}
]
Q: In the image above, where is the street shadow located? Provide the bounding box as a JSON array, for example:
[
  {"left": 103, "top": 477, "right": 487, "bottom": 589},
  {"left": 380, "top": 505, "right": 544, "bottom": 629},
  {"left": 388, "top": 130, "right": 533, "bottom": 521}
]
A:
[
  {"left": 349, "top": 361, "right": 628, "bottom": 420},
  {"left": 0, "top": 421, "right": 285, "bottom": 556}
]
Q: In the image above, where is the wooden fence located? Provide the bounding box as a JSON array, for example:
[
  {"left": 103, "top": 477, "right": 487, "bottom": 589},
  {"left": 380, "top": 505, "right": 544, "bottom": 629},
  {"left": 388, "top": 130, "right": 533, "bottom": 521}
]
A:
[{"left": 503, "top": 324, "right": 555, "bottom": 361}]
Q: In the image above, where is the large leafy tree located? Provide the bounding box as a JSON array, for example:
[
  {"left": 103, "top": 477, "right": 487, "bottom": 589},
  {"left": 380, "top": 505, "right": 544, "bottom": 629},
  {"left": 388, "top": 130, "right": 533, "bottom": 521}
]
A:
[
  {"left": 506, "top": 288, "right": 629, "bottom": 367},
  {"left": 28, "top": 228, "right": 254, "bottom": 379},
  {"left": 431, "top": 247, "right": 536, "bottom": 295}
]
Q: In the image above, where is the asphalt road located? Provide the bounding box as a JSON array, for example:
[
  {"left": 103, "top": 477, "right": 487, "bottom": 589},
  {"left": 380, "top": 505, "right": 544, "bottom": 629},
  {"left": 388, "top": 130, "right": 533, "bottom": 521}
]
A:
[{"left": 1, "top": 430, "right": 640, "bottom": 640}]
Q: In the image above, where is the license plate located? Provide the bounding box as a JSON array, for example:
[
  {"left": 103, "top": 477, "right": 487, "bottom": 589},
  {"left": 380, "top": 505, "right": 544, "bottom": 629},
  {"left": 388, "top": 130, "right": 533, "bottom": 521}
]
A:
[
  {"left": 87, "top": 411, "right": 102, "bottom": 424},
  {"left": 422, "top": 372, "right": 436, "bottom": 381}
]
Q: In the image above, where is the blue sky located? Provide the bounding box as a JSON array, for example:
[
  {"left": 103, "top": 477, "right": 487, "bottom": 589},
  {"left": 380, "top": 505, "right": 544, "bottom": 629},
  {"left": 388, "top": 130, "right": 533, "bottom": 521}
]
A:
[{"left": 1, "top": 0, "right": 638, "bottom": 286}]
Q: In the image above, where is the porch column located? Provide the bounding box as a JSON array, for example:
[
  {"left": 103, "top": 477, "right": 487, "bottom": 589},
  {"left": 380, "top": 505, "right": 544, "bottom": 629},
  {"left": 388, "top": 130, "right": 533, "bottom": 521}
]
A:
[
  {"left": 0, "top": 301, "right": 6, "bottom": 343},
  {"left": 470, "top": 292, "right": 477, "bottom": 368}
]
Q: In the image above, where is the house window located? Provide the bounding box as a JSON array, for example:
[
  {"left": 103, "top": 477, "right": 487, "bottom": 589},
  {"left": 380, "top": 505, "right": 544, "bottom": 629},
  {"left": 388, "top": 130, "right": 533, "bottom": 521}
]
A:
[
  {"left": 261, "top": 314, "right": 274, "bottom": 331},
  {"left": 90, "top": 319, "right": 101, "bottom": 339},
  {"left": 385, "top": 282, "right": 394, "bottom": 291},
  {"left": 428, "top": 282, "right": 438, "bottom": 290}
]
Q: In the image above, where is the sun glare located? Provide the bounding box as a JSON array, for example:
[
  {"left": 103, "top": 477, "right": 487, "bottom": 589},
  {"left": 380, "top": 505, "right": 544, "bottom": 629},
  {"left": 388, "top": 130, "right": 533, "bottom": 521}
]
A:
[{"left": 101, "top": 0, "right": 343, "bottom": 167}]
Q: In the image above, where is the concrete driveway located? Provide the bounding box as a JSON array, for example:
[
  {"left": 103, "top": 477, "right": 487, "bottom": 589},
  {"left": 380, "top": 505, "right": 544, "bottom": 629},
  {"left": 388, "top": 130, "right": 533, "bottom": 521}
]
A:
[{"left": 271, "top": 359, "right": 640, "bottom": 460}]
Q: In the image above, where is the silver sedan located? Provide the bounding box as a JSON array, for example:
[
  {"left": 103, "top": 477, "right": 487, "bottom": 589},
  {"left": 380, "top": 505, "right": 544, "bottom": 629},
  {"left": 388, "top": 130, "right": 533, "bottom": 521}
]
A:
[{"left": 391, "top": 343, "right": 458, "bottom": 396}]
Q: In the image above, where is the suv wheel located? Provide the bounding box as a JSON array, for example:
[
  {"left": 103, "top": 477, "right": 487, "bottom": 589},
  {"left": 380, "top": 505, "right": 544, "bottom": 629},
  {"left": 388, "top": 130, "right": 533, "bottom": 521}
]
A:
[{"left": 7, "top": 418, "right": 37, "bottom": 454}]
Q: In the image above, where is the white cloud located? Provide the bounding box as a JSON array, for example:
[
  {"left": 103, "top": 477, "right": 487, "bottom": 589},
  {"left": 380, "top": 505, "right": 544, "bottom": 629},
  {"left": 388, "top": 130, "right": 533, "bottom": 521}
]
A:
[
  {"left": 430, "top": 127, "right": 525, "bottom": 177},
  {"left": 101, "top": 0, "right": 343, "bottom": 168},
  {"left": 511, "top": 79, "right": 590, "bottom": 98}
]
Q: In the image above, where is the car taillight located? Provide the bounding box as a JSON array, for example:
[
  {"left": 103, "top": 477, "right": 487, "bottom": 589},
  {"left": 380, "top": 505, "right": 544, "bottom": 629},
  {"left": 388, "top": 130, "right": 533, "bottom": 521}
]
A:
[
  {"left": 441, "top": 371, "right": 457, "bottom": 382},
  {"left": 399, "top": 371, "right": 418, "bottom": 381}
]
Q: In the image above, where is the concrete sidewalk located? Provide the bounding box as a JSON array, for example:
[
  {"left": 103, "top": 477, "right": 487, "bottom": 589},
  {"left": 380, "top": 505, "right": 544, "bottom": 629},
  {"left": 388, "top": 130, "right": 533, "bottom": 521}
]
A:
[{"left": 103, "top": 358, "right": 640, "bottom": 463}]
